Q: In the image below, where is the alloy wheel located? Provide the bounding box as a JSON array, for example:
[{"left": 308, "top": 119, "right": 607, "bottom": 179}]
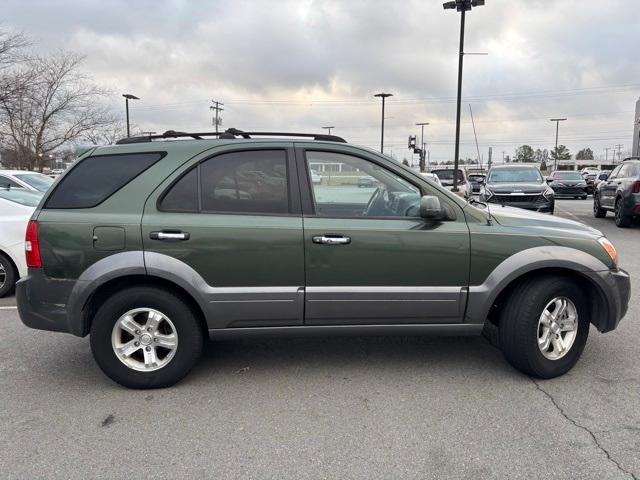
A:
[
  {"left": 111, "top": 308, "right": 178, "bottom": 372},
  {"left": 0, "top": 263, "right": 5, "bottom": 290},
  {"left": 537, "top": 296, "right": 578, "bottom": 360}
]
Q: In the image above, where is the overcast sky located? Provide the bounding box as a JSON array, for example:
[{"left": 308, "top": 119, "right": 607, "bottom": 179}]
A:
[{"left": 3, "top": 0, "right": 639, "bottom": 164}]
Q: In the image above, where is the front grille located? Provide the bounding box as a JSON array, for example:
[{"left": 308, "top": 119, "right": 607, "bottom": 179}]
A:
[
  {"left": 553, "top": 187, "right": 585, "bottom": 195},
  {"left": 490, "top": 194, "right": 546, "bottom": 204}
]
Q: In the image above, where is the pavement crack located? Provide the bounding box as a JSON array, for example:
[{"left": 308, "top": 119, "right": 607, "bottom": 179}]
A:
[{"left": 531, "top": 379, "right": 637, "bottom": 480}]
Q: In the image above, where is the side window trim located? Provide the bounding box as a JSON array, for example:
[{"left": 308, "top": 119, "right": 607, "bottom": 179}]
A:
[{"left": 157, "top": 147, "right": 301, "bottom": 216}]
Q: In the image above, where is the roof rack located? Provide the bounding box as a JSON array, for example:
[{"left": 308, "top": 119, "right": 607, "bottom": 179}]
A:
[{"left": 115, "top": 128, "right": 346, "bottom": 145}]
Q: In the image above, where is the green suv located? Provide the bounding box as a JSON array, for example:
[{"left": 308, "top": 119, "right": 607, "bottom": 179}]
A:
[{"left": 17, "top": 130, "right": 630, "bottom": 388}]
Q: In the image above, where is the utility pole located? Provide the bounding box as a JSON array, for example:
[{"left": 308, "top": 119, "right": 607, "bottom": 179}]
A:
[
  {"left": 322, "top": 126, "right": 334, "bottom": 136},
  {"left": 615, "top": 144, "right": 623, "bottom": 163},
  {"left": 443, "top": 0, "right": 485, "bottom": 192},
  {"left": 210, "top": 100, "right": 224, "bottom": 134},
  {"left": 550, "top": 118, "right": 567, "bottom": 171},
  {"left": 416, "top": 122, "right": 429, "bottom": 172},
  {"left": 122, "top": 94, "right": 140, "bottom": 138},
  {"left": 374, "top": 93, "right": 393, "bottom": 153}
]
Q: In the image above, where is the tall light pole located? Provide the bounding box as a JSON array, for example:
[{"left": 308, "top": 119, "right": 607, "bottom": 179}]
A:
[
  {"left": 416, "top": 122, "right": 429, "bottom": 172},
  {"left": 443, "top": 0, "right": 485, "bottom": 191},
  {"left": 122, "top": 94, "right": 140, "bottom": 138},
  {"left": 322, "top": 126, "right": 335, "bottom": 136},
  {"left": 374, "top": 93, "right": 393, "bottom": 153},
  {"left": 550, "top": 118, "right": 567, "bottom": 171}
]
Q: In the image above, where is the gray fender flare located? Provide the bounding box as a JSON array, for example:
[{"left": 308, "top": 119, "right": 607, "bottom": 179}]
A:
[{"left": 466, "top": 246, "right": 611, "bottom": 325}]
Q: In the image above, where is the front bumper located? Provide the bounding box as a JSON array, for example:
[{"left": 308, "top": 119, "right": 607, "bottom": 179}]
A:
[
  {"left": 16, "top": 269, "right": 76, "bottom": 335},
  {"left": 485, "top": 194, "right": 554, "bottom": 213},
  {"left": 589, "top": 268, "right": 631, "bottom": 333}
]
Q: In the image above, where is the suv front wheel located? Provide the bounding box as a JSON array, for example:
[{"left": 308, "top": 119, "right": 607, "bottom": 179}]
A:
[
  {"left": 498, "top": 275, "right": 589, "bottom": 378},
  {"left": 90, "top": 286, "right": 204, "bottom": 389}
]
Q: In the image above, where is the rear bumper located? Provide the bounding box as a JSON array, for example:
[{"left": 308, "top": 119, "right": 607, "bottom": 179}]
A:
[{"left": 16, "top": 269, "right": 76, "bottom": 335}]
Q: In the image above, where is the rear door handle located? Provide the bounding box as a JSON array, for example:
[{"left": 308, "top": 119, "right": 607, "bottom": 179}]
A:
[
  {"left": 150, "top": 231, "right": 190, "bottom": 241},
  {"left": 312, "top": 235, "right": 351, "bottom": 245}
]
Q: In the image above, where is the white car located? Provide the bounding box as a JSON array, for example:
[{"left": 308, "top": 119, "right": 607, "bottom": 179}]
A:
[
  {"left": 420, "top": 172, "right": 442, "bottom": 186},
  {"left": 0, "top": 170, "right": 55, "bottom": 193},
  {"left": 310, "top": 170, "right": 322, "bottom": 185},
  {"left": 0, "top": 189, "right": 42, "bottom": 296}
]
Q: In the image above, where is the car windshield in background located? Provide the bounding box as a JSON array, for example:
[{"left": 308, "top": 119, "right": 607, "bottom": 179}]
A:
[
  {"left": 553, "top": 171, "right": 583, "bottom": 180},
  {"left": 468, "top": 175, "right": 485, "bottom": 182},
  {"left": 431, "top": 169, "right": 463, "bottom": 181},
  {"left": 14, "top": 173, "right": 54, "bottom": 192},
  {"left": 488, "top": 168, "right": 542, "bottom": 183},
  {"left": 0, "top": 188, "right": 42, "bottom": 207}
]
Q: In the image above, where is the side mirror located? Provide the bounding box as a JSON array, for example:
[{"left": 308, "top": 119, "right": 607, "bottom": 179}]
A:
[
  {"left": 420, "top": 195, "right": 442, "bottom": 219},
  {"left": 546, "top": 177, "right": 553, "bottom": 183}
]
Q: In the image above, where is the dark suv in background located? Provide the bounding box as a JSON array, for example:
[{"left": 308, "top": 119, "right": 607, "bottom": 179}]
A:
[
  {"left": 479, "top": 164, "right": 554, "bottom": 214},
  {"left": 593, "top": 157, "right": 640, "bottom": 227},
  {"left": 547, "top": 171, "right": 588, "bottom": 199},
  {"left": 16, "top": 129, "right": 630, "bottom": 388}
]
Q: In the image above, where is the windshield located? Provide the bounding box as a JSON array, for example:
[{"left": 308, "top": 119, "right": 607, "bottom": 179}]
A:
[
  {"left": 14, "top": 173, "right": 54, "bottom": 192},
  {"left": 0, "top": 189, "right": 43, "bottom": 207},
  {"left": 431, "top": 169, "right": 463, "bottom": 181},
  {"left": 488, "top": 168, "right": 543, "bottom": 183},
  {"left": 468, "top": 174, "right": 485, "bottom": 182},
  {"left": 553, "top": 171, "right": 583, "bottom": 180}
]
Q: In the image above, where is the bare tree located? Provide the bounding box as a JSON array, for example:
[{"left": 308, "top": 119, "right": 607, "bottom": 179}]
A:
[
  {"left": 83, "top": 120, "right": 134, "bottom": 146},
  {"left": 0, "top": 51, "right": 117, "bottom": 170}
]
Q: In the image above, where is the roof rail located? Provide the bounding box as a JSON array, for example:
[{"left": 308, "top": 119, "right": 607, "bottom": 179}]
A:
[{"left": 115, "top": 128, "right": 346, "bottom": 145}]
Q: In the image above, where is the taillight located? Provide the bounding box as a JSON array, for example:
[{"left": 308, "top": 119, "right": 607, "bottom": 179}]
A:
[
  {"left": 25, "top": 220, "right": 42, "bottom": 268},
  {"left": 632, "top": 181, "right": 640, "bottom": 194}
]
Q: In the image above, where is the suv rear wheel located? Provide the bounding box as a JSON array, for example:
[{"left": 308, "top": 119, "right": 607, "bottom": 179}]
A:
[
  {"left": 498, "top": 276, "right": 589, "bottom": 378},
  {"left": 90, "top": 286, "right": 204, "bottom": 388}
]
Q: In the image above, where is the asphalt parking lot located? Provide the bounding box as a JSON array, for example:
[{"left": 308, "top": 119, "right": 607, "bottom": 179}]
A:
[{"left": 1, "top": 199, "right": 638, "bottom": 479}]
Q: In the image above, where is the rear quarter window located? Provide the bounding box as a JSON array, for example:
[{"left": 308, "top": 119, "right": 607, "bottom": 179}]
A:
[{"left": 45, "top": 152, "right": 164, "bottom": 209}]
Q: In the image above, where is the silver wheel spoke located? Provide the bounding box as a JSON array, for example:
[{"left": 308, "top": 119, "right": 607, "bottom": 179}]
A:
[
  {"left": 146, "top": 311, "right": 162, "bottom": 332},
  {"left": 561, "top": 315, "right": 577, "bottom": 332},
  {"left": 540, "top": 310, "right": 552, "bottom": 326},
  {"left": 143, "top": 346, "right": 159, "bottom": 368},
  {"left": 155, "top": 333, "right": 177, "bottom": 350},
  {"left": 118, "top": 340, "right": 141, "bottom": 357},
  {"left": 119, "top": 315, "right": 140, "bottom": 335},
  {"left": 551, "top": 336, "right": 566, "bottom": 355},
  {"left": 538, "top": 328, "right": 551, "bottom": 351}
]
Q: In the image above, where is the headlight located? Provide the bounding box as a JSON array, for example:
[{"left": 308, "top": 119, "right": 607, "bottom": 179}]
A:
[
  {"left": 543, "top": 187, "right": 554, "bottom": 199},
  {"left": 598, "top": 237, "right": 619, "bottom": 267}
]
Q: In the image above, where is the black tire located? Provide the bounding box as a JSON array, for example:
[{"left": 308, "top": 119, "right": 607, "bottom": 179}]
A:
[
  {"left": 498, "top": 275, "right": 590, "bottom": 379},
  {"left": 593, "top": 194, "right": 607, "bottom": 218},
  {"left": 614, "top": 198, "right": 632, "bottom": 228},
  {"left": 0, "top": 253, "right": 17, "bottom": 298},
  {"left": 90, "top": 286, "right": 204, "bottom": 389},
  {"left": 581, "top": 196, "right": 588, "bottom": 200}
]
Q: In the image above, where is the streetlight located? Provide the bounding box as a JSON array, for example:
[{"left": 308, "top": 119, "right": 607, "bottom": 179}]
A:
[
  {"left": 550, "top": 118, "right": 567, "bottom": 171},
  {"left": 322, "top": 126, "right": 335, "bottom": 136},
  {"left": 374, "top": 93, "right": 393, "bottom": 153},
  {"left": 416, "top": 122, "right": 430, "bottom": 172},
  {"left": 443, "top": 0, "right": 485, "bottom": 191},
  {"left": 122, "top": 93, "right": 140, "bottom": 138}
]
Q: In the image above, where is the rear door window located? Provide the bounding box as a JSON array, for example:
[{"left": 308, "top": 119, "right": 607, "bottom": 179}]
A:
[
  {"left": 0, "top": 175, "right": 22, "bottom": 189},
  {"left": 45, "top": 152, "right": 164, "bottom": 209}
]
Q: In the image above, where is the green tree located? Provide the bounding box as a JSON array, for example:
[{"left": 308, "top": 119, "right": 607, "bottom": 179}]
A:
[
  {"left": 550, "top": 145, "right": 571, "bottom": 161},
  {"left": 514, "top": 145, "right": 535, "bottom": 162},
  {"left": 576, "top": 148, "right": 594, "bottom": 160}
]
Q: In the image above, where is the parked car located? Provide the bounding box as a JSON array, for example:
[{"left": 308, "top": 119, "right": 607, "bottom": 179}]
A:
[
  {"left": 583, "top": 173, "right": 598, "bottom": 195},
  {"left": 480, "top": 164, "right": 554, "bottom": 214},
  {"left": 0, "top": 170, "right": 55, "bottom": 193},
  {"left": 17, "top": 129, "right": 629, "bottom": 388},
  {"left": 357, "top": 175, "right": 377, "bottom": 188},
  {"left": 594, "top": 170, "right": 611, "bottom": 189},
  {"left": 467, "top": 173, "right": 486, "bottom": 194},
  {"left": 310, "top": 169, "right": 322, "bottom": 185},
  {"left": 0, "top": 189, "right": 43, "bottom": 297},
  {"left": 581, "top": 167, "right": 599, "bottom": 177},
  {"left": 593, "top": 157, "right": 640, "bottom": 227},
  {"left": 546, "top": 171, "right": 588, "bottom": 199},
  {"left": 430, "top": 168, "right": 471, "bottom": 198},
  {"left": 420, "top": 172, "right": 442, "bottom": 186}
]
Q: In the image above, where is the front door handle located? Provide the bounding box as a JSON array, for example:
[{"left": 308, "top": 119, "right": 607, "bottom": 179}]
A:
[
  {"left": 150, "top": 231, "right": 190, "bottom": 241},
  {"left": 312, "top": 235, "right": 351, "bottom": 245}
]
